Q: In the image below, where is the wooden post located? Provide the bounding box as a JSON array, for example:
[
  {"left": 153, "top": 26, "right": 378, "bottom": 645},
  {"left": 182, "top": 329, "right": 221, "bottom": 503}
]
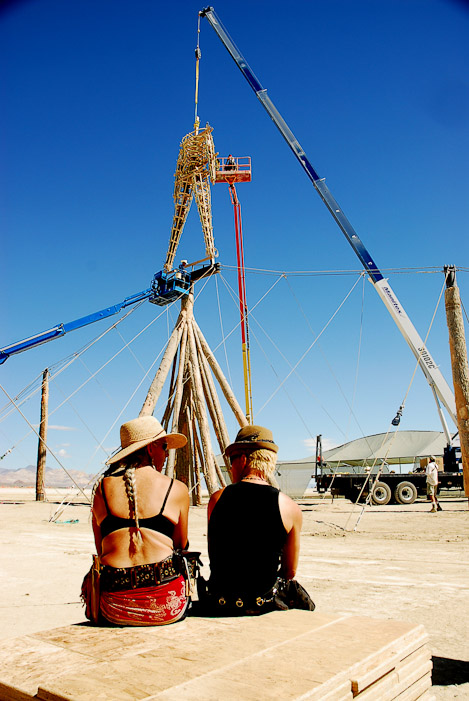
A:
[
  {"left": 193, "top": 320, "right": 248, "bottom": 427},
  {"left": 444, "top": 267, "right": 469, "bottom": 498},
  {"left": 183, "top": 404, "right": 196, "bottom": 505},
  {"left": 175, "top": 412, "right": 190, "bottom": 487},
  {"left": 36, "top": 368, "right": 49, "bottom": 502},
  {"left": 195, "top": 331, "right": 231, "bottom": 447},
  {"left": 139, "top": 320, "right": 184, "bottom": 416},
  {"left": 166, "top": 324, "right": 189, "bottom": 477},
  {"left": 190, "top": 412, "right": 204, "bottom": 505},
  {"left": 187, "top": 321, "right": 218, "bottom": 493},
  {"left": 167, "top": 366, "right": 191, "bottom": 478}
]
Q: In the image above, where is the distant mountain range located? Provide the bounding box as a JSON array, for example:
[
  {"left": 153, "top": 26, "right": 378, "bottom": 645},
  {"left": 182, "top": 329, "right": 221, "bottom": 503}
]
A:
[{"left": 0, "top": 465, "right": 93, "bottom": 488}]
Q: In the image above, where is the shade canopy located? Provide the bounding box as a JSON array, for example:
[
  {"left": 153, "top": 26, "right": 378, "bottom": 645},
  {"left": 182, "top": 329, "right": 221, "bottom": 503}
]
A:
[{"left": 306, "top": 431, "right": 448, "bottom": 468}]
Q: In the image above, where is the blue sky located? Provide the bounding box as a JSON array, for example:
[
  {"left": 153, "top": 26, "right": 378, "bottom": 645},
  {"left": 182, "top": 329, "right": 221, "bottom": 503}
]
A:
[{"left": 1, "top": 0, "right": 468, "bottom": 477}]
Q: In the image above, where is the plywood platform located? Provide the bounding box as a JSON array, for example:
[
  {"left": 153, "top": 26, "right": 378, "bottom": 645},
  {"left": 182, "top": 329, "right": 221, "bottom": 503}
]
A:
[{"left": 0, "top": 611, "right": 433, "bottom": 700}]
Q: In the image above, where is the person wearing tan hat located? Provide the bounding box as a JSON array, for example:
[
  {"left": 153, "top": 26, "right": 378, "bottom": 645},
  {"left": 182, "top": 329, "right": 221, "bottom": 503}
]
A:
[
  {"left": 87, "top": 415, "right": 191, "bottom": 626},
  {"left": 197, "top": 425, "right": 314, "bottom": 615}
]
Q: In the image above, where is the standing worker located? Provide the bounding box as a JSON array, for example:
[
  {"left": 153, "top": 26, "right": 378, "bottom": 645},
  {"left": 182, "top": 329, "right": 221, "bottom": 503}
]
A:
[
  {"left": 225, "top": 154, "right": 236, "bottom": 171},
  {"left": 426, "top": 455, "right": 442, "bottom": 512}
]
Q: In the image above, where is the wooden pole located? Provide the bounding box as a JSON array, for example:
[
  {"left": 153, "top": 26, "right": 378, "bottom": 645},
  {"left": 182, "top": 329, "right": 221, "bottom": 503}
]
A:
[
  {"left": 197, "top": 342, "right": 230, "bottom": 479},
  {"left": 192, "top": 320, "right": 248, "bottom": 427},
  {"left": 162, "top": 351, "right": 179, "bottom": 428},
  {"left": 444, "top": 267, "right": 469, "bottom": 498},
  {"left": 175, "top": 412, "right": 190, "bottom": 487},
  {"left": 139, "top": 313, "right": 185, "bottom": 416},
  {"left": 166, "top": 323, "right": 189, "bottom": 477},
  {"left": 195, "top": 330, "right": 231, "bottom": 448},
  {"left": 187, "top": 320, "right": 219, "bottom": 493},
  {"left": 191, "top": 412, "right": 204, "bottom": 505},
  {"left": 36, "top": 368, "right": 49, "bottom": 502},
  {"left": 183, "top": 404, "right": 198, "bottom": 505}
]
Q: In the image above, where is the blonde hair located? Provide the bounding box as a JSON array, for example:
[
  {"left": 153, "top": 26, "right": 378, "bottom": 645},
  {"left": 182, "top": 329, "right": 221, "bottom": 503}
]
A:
[{"left": 245, "top": 448, "right": 277, "bottom": 480}]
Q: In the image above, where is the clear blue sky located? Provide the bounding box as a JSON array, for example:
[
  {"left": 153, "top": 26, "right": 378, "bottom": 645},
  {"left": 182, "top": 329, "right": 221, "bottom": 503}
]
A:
[{"left": 1, "top": 0, "right": 468, "bottom": 477}]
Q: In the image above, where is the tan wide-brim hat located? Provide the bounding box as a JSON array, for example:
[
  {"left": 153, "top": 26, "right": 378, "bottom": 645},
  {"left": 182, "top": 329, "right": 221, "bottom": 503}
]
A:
[
  {"left": 106, "top": 416, "right": 187, "bottom": 465},
  {"left": 224, "top": 424, "right": 278, "bottom": 457}
]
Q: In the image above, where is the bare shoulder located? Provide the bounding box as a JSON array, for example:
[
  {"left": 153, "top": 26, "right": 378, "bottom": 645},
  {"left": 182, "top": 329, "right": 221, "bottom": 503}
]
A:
[
  {"left": 171, "top": 477, "right": 190, "bottom": 500},
  {"left": 208, "top": 487, "right": 225, "bottom": 520},
  {"left": 279, "top": 490, "right": 301, "bottom": 514},
  {"left": 279, "top": 490, "right": 302, "bottom": 529}
]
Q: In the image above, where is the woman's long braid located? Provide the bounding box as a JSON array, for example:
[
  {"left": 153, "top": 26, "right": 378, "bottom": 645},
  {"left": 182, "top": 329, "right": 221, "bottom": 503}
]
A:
[{"left": 124, "top": 460, "right": 143, "bottom": 549}]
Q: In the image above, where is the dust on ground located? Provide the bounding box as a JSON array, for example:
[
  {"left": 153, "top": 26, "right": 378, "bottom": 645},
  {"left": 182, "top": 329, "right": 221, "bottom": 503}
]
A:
[{"left": 0, "top": 489, "right": 468, "bottom": 699}]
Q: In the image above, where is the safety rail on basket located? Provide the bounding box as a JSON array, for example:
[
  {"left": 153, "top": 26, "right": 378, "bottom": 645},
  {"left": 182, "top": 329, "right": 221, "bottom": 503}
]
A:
[{"left": 215, "top": 156, "right": 252, "bottom": 184}]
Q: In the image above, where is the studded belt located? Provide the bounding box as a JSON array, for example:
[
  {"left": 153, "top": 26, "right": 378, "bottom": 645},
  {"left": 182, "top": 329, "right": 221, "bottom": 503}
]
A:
[
  {"left": 100, "top": 555, "right": 179, "bottom": 593},
  {"left": 207, "top": 581, "right": 280, "bottom": 613}
]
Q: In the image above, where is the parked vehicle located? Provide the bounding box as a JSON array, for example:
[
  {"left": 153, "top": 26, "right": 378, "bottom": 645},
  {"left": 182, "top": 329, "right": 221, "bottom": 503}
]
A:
[{"left": 316, "top": 446, "right": 463, "bottom": 505}]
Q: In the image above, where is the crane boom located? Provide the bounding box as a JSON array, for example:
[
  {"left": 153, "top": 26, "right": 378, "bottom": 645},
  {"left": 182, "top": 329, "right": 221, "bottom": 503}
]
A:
[
  {"left": 0, "top": 260, "right": 219, "bottom": 364},
  {"left": 0, "top": 288, "right": 152, "bottom": 364},
  {"left": 200, "top": 6, "right": 457, "bottom": 428}
]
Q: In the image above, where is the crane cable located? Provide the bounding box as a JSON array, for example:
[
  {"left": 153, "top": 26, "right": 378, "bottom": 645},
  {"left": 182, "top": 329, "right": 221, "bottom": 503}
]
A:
[
  {"left": 194, "top": 13, "right": 201, "bottom": 129},
  {"left": 346, "top": 276, "right": 449, "bottom": 531}
]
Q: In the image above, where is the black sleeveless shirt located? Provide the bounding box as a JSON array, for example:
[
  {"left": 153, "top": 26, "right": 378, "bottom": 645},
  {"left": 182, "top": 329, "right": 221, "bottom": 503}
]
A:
[{"left": 208, "top": 482, "right": 287, "bottom": 596}]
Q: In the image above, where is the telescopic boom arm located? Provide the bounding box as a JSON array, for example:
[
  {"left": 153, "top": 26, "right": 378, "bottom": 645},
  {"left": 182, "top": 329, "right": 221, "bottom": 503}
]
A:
[
  {"left": 0, "top": 289, "right": 152, "bottom": 364},
  {"left": 200, "top": 6, "right": 457, "bottom": 431}
]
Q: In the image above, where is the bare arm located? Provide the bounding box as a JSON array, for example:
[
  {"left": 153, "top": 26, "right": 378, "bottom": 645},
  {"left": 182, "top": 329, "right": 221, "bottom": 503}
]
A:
[
  {"left": 207, "top": 488, "right": 224, "bottom": 522},
  {"left": 278, "top": 493, "right": 302, "bottom": 580},
  {"left": 172, "top": 481, "right": 190, "bottom": 550},
  {"left": 91, "top": 482, "right": 106, "bottom": 556},
  {"left": 91, "top": 511, "right": 103, "bottom": 557}
]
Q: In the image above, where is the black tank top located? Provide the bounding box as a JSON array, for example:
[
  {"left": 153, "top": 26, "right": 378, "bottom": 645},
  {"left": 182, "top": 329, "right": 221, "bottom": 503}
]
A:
[
  {"left": 208, "top": 482, "right": 287, "bottom": 596},
  {"left": 99, "top": 477, "right": 175, "bottom": 540}
]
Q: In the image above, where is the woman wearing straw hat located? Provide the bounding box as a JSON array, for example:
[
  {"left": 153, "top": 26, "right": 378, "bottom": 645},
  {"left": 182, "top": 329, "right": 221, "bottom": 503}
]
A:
[{"left": 89, "top": 415, "right": 190, "bottom": 626}]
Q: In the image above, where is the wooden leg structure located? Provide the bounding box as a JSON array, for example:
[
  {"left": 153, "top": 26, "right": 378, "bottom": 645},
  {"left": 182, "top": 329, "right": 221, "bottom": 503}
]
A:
[{"left": 139, "top": 291, "right": 247, "bottom": 502}]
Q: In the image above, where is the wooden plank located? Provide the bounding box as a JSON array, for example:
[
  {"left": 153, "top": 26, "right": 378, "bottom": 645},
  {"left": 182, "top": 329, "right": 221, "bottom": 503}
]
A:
[
  {"left": 355, "top": 650, "right": 432, "bottom": 701},
  {"left": 0, "top": 612, "right": 431, "bottom": 701},
  {"left": 348, "top": 622, "right": 428, "bottom": 694},
  {"left": 351, "top": 631, "right": 429, "bottom": 694},
  {"left": 0, "top": 635, "right": 93, "bottom": 699},
  {"left": 0, "top": 680, "right": 34, "bottom": 701},
  {"left": 293, "top": 677, "right": 353, "bottom": 701},
  {"left": 391, "top": 672, "right": 433, "bottom": 701}
]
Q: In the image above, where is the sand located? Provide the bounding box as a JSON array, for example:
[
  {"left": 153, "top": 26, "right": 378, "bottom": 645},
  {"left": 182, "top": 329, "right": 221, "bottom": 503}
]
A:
[{"left": 0, "top": 488, "right": 468, "bottom": 699}]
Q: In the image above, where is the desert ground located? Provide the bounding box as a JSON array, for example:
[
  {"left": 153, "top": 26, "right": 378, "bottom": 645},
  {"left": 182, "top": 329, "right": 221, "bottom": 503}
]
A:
[{"left": 0, "top": 487, "right": 468, "bottom": 699}]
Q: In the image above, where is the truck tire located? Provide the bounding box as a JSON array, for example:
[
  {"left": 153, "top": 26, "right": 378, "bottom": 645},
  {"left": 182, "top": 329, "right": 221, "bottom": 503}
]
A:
[
  {"left": 371, "top": 481, "right": 392, "bottom": 505},
  {"left": 394, "top": 481, "right": 417, "bottom": 505}
]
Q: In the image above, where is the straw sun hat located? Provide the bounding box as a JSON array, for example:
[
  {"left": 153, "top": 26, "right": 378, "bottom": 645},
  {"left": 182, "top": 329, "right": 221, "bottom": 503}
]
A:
[{"left": 106, "top": 416, "right": 187, "bottom": 465}]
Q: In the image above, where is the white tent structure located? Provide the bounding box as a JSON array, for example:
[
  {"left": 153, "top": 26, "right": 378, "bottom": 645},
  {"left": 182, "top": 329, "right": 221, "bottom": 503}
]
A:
[
  {"left": 319, "top": 430, "right": 448, "bottom": 468},
  {"left": 219, "top": 431, "right": 452, "bottom": 498},
  {"left": 271, "top": 431, "right": 451, "bottom": 495}
]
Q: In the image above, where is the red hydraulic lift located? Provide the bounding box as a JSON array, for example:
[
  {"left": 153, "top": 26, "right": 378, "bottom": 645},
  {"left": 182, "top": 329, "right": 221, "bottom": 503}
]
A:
[{"left": 216, "top": 156, "right": 253, "bottom": 422}]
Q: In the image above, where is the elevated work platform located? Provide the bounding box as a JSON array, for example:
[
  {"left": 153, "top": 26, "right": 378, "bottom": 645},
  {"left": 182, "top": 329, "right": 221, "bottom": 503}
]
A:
[
  {"left": 0, "top": 610, "right": 432, "bottom": 700},
  {"left": 215, "top": 155, "right": 252, "bottom": 183}
]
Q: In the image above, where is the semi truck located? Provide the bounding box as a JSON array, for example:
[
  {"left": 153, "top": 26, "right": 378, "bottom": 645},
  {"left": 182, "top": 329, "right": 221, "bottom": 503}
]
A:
[{"left": 315, "top": 446, "right": 463, "bottom": 505}]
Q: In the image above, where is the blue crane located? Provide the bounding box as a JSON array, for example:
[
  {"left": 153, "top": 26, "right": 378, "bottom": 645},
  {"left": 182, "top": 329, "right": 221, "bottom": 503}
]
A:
[{"left": 0, "top": 261, "right": 218, "bottom": 365}]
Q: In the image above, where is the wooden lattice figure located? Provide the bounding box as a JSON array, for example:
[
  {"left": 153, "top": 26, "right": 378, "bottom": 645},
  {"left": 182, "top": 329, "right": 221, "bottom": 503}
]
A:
[{"left": 164, "top": 123, "right": 218, "bottom": 272}]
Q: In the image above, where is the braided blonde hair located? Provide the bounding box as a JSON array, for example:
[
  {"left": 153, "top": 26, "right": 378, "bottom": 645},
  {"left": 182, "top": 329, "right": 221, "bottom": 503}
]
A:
[{"left": 92, "top": 447, "right": 150, "bottom": 549}]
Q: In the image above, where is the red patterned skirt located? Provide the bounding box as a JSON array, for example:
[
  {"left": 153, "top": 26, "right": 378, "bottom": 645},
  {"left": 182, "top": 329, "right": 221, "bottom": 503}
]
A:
[{"left": 100, "top": 574, "right": 188, "bottom": 626}]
